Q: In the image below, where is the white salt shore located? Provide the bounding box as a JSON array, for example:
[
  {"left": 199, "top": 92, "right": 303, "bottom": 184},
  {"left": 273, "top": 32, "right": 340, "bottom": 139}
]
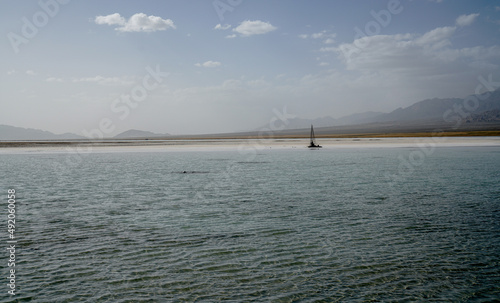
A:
[{"left": 1, "top": 137, "right": 500, "bottom": 154}]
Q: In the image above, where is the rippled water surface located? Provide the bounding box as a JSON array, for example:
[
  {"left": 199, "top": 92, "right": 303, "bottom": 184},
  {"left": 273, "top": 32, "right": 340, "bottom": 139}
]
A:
[{"left": 1, "top": 146, "right": 499, "bottom": 302}]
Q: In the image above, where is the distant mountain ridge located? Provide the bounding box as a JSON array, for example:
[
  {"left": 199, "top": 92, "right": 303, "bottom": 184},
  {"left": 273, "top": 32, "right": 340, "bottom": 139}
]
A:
[
  {"left": 0, "top": 125, "right": 171, "bottom": 141},
  {"left": 113, "top": 129, "right": 170, "bottom": 139},
  {"left": 466, "top": 109, "right": 500, "bottom": 123},
  {"left": 280, "top": 88, "right": 500, "bottom": 130},
  {"left": 2, "top": 89, "right": 499, "bottom": 140},
  {"left": 373, "top": 98, "right": 463, "bottom": 122},
  {"left": 0, "top": 125, "right": 84, "bottom": 140},
  {"left": 373, "top": 89, "right": 500, "bottom": 123},
  {"left": 270, "top": 111, "right": 384, "bottom": 130}
]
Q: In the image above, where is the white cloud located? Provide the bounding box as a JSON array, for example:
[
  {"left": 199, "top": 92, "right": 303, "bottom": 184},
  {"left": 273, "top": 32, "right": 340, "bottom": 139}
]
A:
[
  {"left": 214, "top": 24, "right": 231, "bottom": 30},
  {"left": 456, "top": 13, "right": 479, "bottom": 27},
  {"left": 72, "top": 76, "right": 135, "bottom": 86},
  {"left": 300, "top": 30, "right": 336, "bottom": 44},
  {"left": 332, "top": 25, "right": 500, "bottom": 78},
  {"left": 95, "top": 13, "right": 125, "bottom": 26},
  {"left": 232, "top": 20, "right": 277, "bottom": 37},
  {"left": 95, "top": 13, "right": 175, "bottom": 32},
  {"left": 7, "top": 70, "right": 16, "bottom": 75},
  {"left": 324, "top": 38, "right": 335, "bottom": 44},
  {"left": 246, "top": 79, "right": 270, "bottom": 88},
  {"left": 415, "top": 26, "right": 455, "bottom": 47},
  {"left": 26, "top": 70, "right": 36, "bottom": 76},
  {"left": 225, "top": 34, "right": 237, "bottom": 39},
  {"left": 46, "top": 77, "right": 64, "bottom": 83},
  {"left": 195, "top": 61, "right": 221, "bottom": 68},
  {"left": 312, "top": 32, "right": 325, "bottom": 39},
  {"left": 319, "top": 47, "right": 336, "bottom": 52}
]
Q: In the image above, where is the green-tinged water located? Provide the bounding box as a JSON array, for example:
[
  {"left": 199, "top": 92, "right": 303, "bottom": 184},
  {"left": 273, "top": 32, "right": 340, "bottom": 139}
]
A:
[{"left": 1, "top": 147, "right": 499, "bottom": 302}]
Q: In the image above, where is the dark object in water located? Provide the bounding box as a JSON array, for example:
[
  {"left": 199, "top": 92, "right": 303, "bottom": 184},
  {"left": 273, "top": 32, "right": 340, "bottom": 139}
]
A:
[{"left": 174, "top": 171, "right": 209, "bottom": 174}]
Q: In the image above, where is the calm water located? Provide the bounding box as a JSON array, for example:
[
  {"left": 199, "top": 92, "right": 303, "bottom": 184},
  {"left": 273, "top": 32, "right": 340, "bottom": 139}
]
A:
[{"left": 1, "top": 146, "right": 499, "bottom": 302}]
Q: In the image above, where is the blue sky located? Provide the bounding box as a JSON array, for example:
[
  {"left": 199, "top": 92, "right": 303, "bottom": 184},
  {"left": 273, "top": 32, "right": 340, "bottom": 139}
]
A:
[{"left": 1, "top": 0, "right": 500, "bottom": 135}]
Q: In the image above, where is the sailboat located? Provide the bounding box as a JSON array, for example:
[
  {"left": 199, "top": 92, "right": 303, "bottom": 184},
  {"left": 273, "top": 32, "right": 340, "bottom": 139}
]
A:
[{"left": 308, "top": 125, "right": 322, "bottom": 148}]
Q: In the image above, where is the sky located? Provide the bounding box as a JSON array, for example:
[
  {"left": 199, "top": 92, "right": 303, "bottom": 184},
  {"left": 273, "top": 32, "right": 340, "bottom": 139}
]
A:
[{"left": 1, "top": 0, "right": 500, "bottom": 136}]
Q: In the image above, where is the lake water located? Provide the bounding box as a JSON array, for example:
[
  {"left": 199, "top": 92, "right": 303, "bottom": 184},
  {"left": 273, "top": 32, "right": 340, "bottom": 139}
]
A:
[{"left": 1, "top": 146, "right": 499, "bottom": 302}]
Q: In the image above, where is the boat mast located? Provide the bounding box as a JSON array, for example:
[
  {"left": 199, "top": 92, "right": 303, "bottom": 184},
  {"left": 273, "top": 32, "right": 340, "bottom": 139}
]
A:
[{"left": 310, "top": 124, "right": 315, "bottom": 145}]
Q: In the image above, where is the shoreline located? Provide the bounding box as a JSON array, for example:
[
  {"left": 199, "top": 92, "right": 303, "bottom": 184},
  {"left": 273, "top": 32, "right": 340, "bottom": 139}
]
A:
[
  {"left": 0, "top": 136, "right": 499, "bottom": 154},
  {"left": 1, "top": 130, "right": 500, "bottom": 148}
]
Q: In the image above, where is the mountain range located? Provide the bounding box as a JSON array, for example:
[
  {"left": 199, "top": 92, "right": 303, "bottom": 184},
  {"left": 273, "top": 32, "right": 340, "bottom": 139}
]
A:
[
  {"left": 280, "top": 88, "right": 500, "bottom": 130},
  {"left": 0, "top": 124, "right": 86, "bottom": 140},
  {"left": 113, "top": 129, "right": 169, "bottom": 139},
  {"left": 1, "top": 88, "right": 499, "bottom": 140},
  {"left": 279, "top": 111, "right": 384, "bottom": 130},
  {"left": 0, "top": 126, "right": 170, "bottom": 141}
]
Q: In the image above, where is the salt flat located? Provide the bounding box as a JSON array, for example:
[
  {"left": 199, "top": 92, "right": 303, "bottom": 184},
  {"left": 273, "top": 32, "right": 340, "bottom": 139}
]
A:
[{"left": 1, "top": 137, "right": 499, "bottom": 154}]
